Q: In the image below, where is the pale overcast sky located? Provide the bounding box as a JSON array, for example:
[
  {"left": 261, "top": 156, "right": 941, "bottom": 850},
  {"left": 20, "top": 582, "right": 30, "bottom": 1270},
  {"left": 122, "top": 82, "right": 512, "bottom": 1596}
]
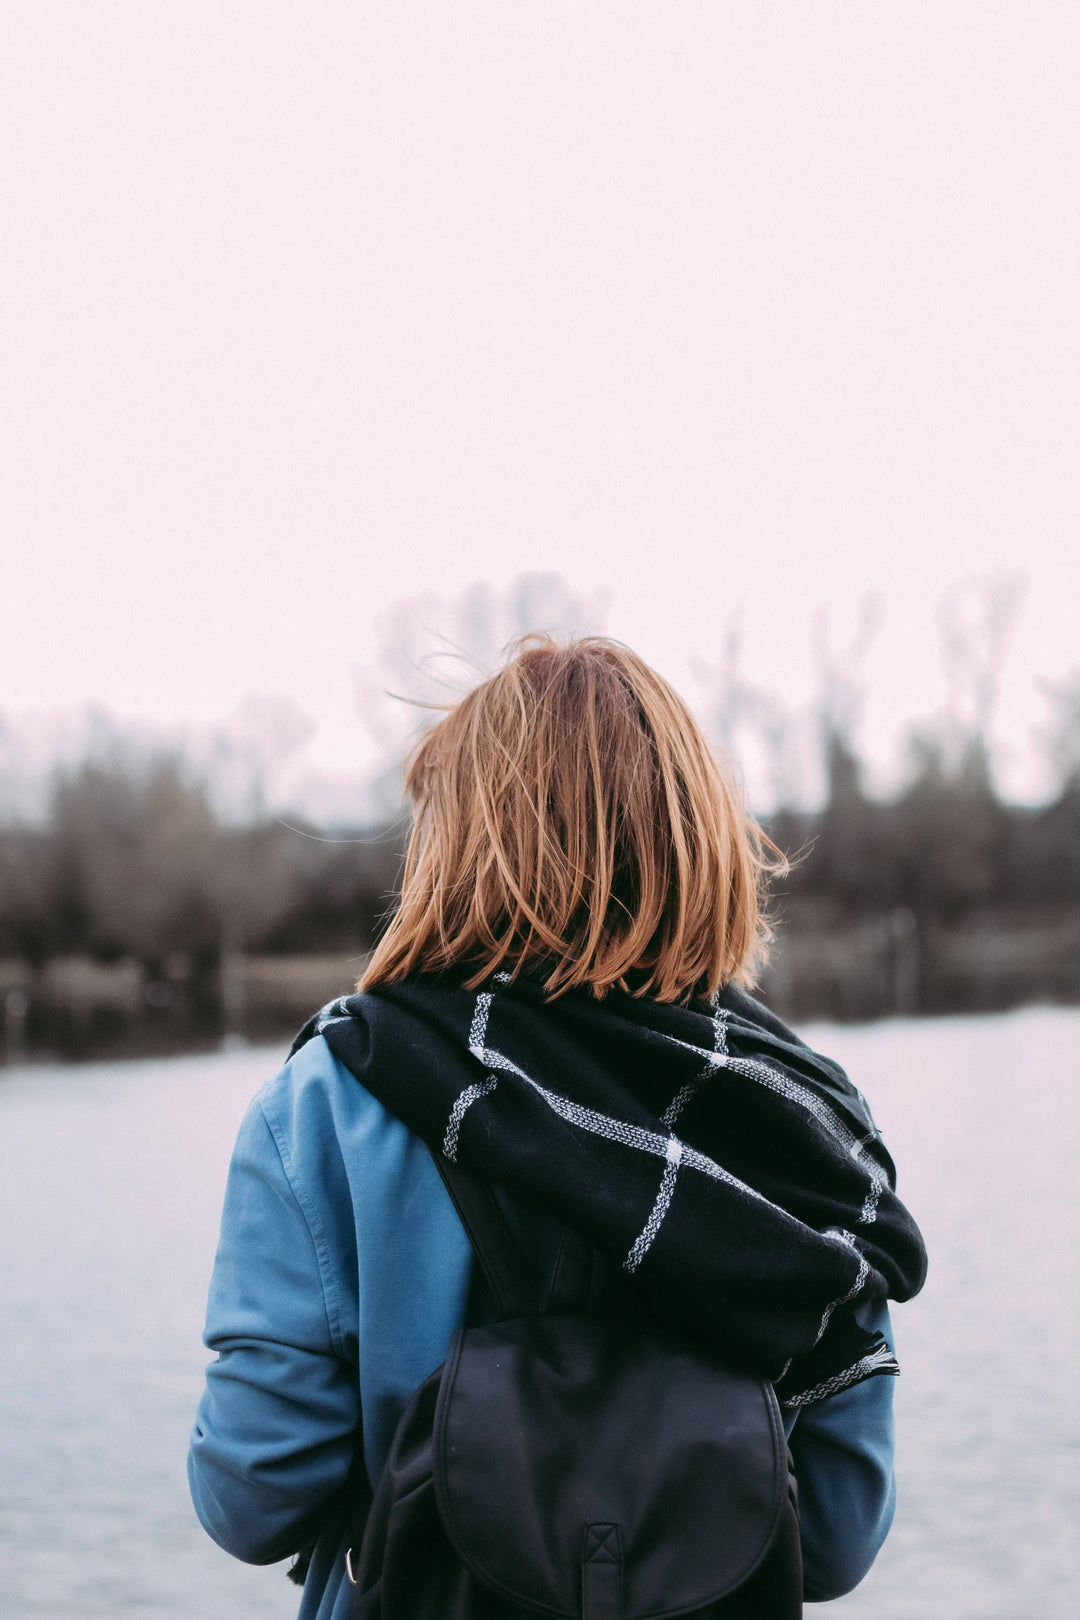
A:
[{"left": 2, "top": 4, "right": 1077, "bottom": 809}]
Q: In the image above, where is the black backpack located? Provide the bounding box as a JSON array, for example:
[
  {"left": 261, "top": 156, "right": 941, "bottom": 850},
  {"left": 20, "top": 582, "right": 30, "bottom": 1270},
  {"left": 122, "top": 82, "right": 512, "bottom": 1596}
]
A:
[{"left": 342, "top": 1151, "right": 803, "bottom": 1619}]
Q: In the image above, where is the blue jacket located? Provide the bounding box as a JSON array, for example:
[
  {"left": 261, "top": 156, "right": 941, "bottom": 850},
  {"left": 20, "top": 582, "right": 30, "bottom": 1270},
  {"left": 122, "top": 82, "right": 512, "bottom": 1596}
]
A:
[{"left": 188, "top": 1035, "right": 898, "bottom": 1615}]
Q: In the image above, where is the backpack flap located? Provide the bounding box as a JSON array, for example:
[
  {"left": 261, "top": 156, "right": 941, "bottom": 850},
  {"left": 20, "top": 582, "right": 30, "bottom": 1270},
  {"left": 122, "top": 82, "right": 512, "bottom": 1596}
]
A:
[{"left": 433, "top": 1313, "right": 788, "bottom": 1620}]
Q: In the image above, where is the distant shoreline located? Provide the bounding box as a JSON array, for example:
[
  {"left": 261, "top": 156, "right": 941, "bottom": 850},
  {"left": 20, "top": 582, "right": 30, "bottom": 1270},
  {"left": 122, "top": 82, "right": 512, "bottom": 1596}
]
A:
[{"left": 4, "top": 908, "right": 1080, "bottom": 1064}]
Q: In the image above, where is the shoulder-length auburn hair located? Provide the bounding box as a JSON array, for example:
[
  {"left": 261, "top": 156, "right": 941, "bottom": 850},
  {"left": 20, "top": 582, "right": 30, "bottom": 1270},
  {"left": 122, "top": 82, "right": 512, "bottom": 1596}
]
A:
[{"left": 359, "top": 635, "right": 782, "bottom": 1003}]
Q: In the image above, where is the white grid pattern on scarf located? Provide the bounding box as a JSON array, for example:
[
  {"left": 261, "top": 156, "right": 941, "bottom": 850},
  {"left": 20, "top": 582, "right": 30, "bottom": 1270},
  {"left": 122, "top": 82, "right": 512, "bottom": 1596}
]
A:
[
  {"left": 449, "top": 985, "right": 868, "bottom": 1320},
  {"left": 624, "top": 1137, "right": 683, "bottom": 1275},
  {"left": 468, "top": 990, "right": 495, "bottom": 1053},
  {"left": 811, "top": 1229, "right": 870, "bottom": 1345},
  {"left": 781, "top": 1341, "right": 899, "bottom": 1409},
  {"left": 314, "top": 997, "right": 351, "bottom": 1035},
  {"left": 320, "top": 983, "right": 889, "bottom": 1404},
  {"left": 467, "top": 1041, "right": 789, "bottom": 1217},
  {"left": 624, "top": 1003, "right": 731, "bottom": 1275},
  {"left": 659, "top": 1030, "right": 890, "bottom": 1236},
  {"left": 660, "top": 1004, "right": 728, "bottom": 1128},
  {"left": 858, "top": 1155, "right": 886, "bottom": 1224},
  {"left": 443, "top": 1076, "right": 500, "bottom": 1161}
]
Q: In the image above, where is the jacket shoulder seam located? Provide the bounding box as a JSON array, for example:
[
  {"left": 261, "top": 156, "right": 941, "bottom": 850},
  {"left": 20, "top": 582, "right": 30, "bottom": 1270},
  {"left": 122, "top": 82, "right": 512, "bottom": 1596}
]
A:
[{"left": 257, "top": 1075, "right": 347, "bottom": 1359}]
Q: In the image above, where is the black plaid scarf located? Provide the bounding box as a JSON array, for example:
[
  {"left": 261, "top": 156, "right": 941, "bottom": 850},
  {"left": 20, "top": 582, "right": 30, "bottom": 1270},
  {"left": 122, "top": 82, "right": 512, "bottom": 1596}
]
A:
[{"left": 291, "top": 972, "right": 927, "bottom": 1407}]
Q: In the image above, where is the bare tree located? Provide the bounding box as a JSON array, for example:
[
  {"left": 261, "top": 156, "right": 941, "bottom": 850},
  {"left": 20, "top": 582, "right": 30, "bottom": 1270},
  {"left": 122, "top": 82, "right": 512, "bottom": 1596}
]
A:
[
  {"left": 1035, "top": 667, "right": 1080, "bottom": 795},
  {"left": 353, "top": 572, "right": 608, "bottom": 817},
  {"left": 811, "top": 597, "right": 883, "bottom": 737},
  {"left": 0, "top": 714, "right": 21, "bottom": 824},
  {"left": 936, "top": 572, "right": 1027, "bottom": 779},
  {"left": 691, "top": 615, "right": 752, "bottom": 760},
  {"left": 692, "top": 616, "right": 811, "bottom": 812},
  {"left": 206, "top": 694, "right": 316, "bottom": 825}
]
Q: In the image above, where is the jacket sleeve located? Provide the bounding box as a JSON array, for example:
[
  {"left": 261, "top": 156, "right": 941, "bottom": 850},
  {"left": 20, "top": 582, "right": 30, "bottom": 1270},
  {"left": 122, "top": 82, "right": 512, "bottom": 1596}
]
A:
[
  {"left": 788, "top": 1301, "right": 898, "bottom": 1602},
  {"left": 187, "top": 1091, "right": 360, "bottom": 1566}
]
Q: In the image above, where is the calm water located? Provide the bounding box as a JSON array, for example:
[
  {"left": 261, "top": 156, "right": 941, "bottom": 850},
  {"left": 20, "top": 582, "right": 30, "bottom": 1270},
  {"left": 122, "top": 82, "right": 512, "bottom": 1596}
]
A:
[{"left": 2, "top": 1010, "right": 1078, "bottom": 1618}]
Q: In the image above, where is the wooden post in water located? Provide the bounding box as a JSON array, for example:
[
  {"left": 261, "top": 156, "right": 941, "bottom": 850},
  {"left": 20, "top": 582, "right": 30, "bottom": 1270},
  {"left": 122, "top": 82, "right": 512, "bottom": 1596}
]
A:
[
  {"left": 3, "top": 988, "right": 29, "bottom": 1063},
  {"left": 890, "top": 906, "right": 920, "bottom": 1016},
  {"left": 219, "top": 928, "right": 247, "bottom": 1050}
]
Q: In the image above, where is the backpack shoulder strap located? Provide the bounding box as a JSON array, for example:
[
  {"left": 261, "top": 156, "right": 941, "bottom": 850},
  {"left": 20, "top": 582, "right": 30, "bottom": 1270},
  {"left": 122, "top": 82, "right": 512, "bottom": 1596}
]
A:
[{"left": 429, "top": 1149, "right": 537, "bottom": 1319}]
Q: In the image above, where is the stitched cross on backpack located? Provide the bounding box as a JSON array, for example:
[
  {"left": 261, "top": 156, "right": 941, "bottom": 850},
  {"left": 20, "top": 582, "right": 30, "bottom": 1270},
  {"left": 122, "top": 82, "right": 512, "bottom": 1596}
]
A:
[{"left": 341, "top": 1151, "right": 803, "bottom": 1620}]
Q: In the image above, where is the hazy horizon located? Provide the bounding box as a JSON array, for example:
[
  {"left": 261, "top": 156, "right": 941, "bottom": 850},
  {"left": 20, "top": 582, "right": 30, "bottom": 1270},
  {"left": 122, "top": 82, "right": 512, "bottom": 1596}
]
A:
[{"left": 4, "top": 6, "right": 1078, "bottom": 812}]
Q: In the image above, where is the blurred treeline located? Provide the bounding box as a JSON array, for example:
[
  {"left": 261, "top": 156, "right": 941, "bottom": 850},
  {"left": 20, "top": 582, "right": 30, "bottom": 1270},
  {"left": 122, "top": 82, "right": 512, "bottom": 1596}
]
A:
[
  {"left": 0, "top": 747, "right": 401, "bottom": 1057},
  {"left": 2, "top": 574, "right": 1078, "bottom": 1057},
  {"left": 1, "top": 706, "right": 1078, "bottom": 1059},
  {"left": 760, "top": 729, "right": 1080, "bottom": 1022}
]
